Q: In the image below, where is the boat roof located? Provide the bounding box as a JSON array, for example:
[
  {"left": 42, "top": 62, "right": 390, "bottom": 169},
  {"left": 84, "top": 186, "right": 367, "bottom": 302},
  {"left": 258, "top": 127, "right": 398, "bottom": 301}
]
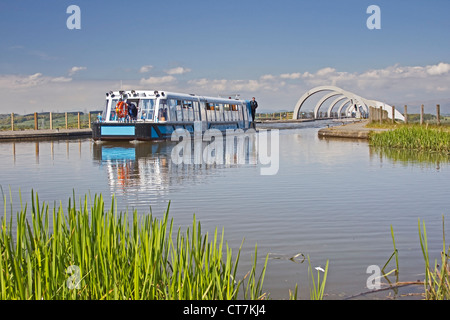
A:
[{"left": 106, "top": 90, "right": 246, "bottom": 102}]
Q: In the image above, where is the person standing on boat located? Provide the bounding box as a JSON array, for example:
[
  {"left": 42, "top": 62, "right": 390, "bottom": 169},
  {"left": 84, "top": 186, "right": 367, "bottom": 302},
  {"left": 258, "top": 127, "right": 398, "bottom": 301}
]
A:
[
  {"left": 128, "top": 103, "right": 137, "bottom": 121},
  {"left": 250, "top": 97, "right": 258, "bottom": 128}
]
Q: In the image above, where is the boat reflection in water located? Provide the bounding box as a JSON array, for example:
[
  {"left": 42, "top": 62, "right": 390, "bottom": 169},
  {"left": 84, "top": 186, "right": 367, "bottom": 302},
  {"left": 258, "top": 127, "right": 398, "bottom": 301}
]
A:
[{"left": 92, "top": 133, "right": 260, "bottom": 199}]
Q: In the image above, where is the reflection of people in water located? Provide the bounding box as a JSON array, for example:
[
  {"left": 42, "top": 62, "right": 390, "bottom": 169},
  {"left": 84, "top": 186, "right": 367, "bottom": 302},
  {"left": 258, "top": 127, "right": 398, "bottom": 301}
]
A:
[{"left": 116, "top": 161, "right": 132, "bottom": 187}]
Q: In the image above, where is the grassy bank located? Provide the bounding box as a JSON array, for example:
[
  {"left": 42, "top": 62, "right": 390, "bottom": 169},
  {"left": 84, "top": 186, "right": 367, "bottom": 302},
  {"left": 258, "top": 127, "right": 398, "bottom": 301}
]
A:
[{"left": 368, "top": 124, "right": 450, "bottom": 153}]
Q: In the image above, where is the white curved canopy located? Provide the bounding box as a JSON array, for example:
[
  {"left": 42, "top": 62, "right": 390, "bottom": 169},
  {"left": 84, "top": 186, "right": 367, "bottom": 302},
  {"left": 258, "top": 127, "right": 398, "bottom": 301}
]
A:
[{"left": 292, "top": 85, "right": 405, "bottom": 121}]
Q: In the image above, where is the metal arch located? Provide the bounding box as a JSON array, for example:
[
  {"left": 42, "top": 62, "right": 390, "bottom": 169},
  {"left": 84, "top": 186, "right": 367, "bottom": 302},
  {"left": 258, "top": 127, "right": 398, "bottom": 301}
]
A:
[
  {"left": 345, "top": 93, "right": 369, "bottom": 116},
  {"left": 327, "top": 96, "right": 348, "bottom": 118},
  {"left": 345, "top": 100, "right": 367, "bottom": 117},
  {"left": 293, "top": 85, "right": 354, "bottom": 119},
  {"left": 337, "top": 100, "right": 351, "bottom": 118},
  {"left": 345, "top": 103, "right": 356, "bottom": 117},
  {"left": 292, "top": 85, "right": 401, "bottom": 121},
  {"left": 313, "top": 92, "right": 343, "bottom": 118}
]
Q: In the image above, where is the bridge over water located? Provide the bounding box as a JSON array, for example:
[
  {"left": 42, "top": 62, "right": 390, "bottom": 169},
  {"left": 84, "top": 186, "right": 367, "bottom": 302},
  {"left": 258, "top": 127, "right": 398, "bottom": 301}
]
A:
[{"left": 292, "top": 85, "right": 405, "bottom": 121}]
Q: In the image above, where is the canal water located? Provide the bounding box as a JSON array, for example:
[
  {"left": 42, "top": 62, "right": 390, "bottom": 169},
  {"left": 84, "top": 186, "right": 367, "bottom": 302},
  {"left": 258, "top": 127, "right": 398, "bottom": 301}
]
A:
[{"left": 1, "top": 120, "right": 449, "bottom": 299}]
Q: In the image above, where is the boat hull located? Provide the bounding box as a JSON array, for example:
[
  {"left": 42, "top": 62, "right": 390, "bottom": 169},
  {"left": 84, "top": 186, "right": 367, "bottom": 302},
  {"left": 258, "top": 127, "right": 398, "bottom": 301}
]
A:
[{"left": 92, "top": 121, "right": 247, "bottom": 141}]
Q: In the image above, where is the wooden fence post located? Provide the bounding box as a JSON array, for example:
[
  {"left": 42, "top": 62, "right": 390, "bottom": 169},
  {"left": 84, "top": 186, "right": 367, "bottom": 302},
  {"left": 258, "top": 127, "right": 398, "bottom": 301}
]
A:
[
  {"left": 34, "top": 112, "right": 38, "bottom": 130},
  {"left": 420, "top": 104, "right": 424, "bottom": 125},
  {"left": 78, "top": 112, "right": 80, "bottom": 129},
  {"left": 392, "top": 106, "right": 395, "bottom": 124},
  {"left": 88, "top": 112, "right": 91, "bottom": 129},
  {"left": 404, "top": 105, "right": 408, "bottom": 124},
  {"left": 11, "top": 113, "right": 14, "bottom": 131},
  {"left": 65, "top": 112, "right": 68, "bottom": 129},
  {"left": 50, "top": 112, "right": 53, "bottom": 130},
  {"left": 379, "top": 106, "right": 383, "bottom": 124},
  {"left": 436, "top": 104, "right": 440, "bottom": 126}
]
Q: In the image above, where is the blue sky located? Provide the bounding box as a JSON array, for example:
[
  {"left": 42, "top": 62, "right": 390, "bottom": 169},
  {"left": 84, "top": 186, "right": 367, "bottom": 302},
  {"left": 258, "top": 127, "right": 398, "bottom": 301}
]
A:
[{"left": 1, "top": 0, "right": 449, "bottom": 113}]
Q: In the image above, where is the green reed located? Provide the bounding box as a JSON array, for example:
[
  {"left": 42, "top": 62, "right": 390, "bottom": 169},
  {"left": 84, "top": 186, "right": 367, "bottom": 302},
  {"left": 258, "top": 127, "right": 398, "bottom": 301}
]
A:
[
  {"left": 307, "top": 257, "right": 329, "bottom": 300},
  {"left": 0, "top": 191, "right": 269, "bottom": 300},
  {"left": 369, "top": 126, "right": 450, "bottom": 153},
  {"left": 287, "top": 256, "right": 329, "bottom": 300},
  {"left": 418, "top": 217, "right": 450, "bottom": 300}
]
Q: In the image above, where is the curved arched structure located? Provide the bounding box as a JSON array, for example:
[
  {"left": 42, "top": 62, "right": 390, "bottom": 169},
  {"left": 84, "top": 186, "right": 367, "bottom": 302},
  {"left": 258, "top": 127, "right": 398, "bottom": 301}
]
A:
[
  {"left": 292, "top": 85, "right": 405, "bottom": 121},
  {"left": 327, "top": 96, "right": 347, "bottom": 118}
]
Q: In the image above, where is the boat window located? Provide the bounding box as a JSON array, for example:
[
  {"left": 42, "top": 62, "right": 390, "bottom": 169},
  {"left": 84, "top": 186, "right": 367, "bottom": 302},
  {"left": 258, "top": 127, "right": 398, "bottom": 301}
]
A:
[
  {"left": 215, "top": 103, "right": 223, "bottom": 121},
  {"left": 183, "top": 100, "right": 194, "bottom": 121},
  {"left": 176, "top": 100, "right": 183, "bottom": 121},
  {"left": 200, "top": 102, "right": 207, "bottom": 121},
  {"left": 158, "top": 100, "right": 168, "bottom": 121},
  {"left": 101, "top": 100, "right": 109, "bottom": 121},
  {"left": 168, "top": 99, "right": 178, "bottom": 121},
  {"left": 194, "top": 101, "right": 201, "bottom": 121},
  {"left": 238, "top": 104, "right": 243, "bottom": 121},
  {"left": 109, "top": 99, "right": 119, "bottom": 121},
  {"left": 224, "top": 104, "right": 232, "bottom": 121},
  {"left": 243, "top": 103, "right": 248, "bottom": 122},
  {"left": 232, "top": 104, "right": 240, "bottom": 121},
  {"left": 206, "top": 102, "right": 215, "bottom": 121},
  {"left": 230, "top": 104, "right": 235, "bottom": 120},
  {"left": 139, "top": 99, "right": 155, "bottom": 121}
]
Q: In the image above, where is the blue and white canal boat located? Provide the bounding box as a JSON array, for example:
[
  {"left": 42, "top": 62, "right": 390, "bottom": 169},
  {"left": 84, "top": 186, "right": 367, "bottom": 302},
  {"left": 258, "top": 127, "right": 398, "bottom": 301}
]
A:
[{"left": 92, "top": 90, "right": 253, "bottom": 141}]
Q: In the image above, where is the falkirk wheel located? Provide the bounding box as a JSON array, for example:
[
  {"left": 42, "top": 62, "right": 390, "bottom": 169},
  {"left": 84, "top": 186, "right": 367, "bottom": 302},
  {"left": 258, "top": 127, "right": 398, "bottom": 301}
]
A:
[{"left": 292, "top": 85, "right": 405, "bottom": 121}]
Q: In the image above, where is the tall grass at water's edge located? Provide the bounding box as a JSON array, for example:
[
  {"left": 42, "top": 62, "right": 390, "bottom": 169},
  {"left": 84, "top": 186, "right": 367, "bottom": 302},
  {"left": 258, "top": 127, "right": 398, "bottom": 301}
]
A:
[
  {"left": 419, "top": 217, "right": 450, "bottom": 300},
  {"left": 367, "top": 218, "right": 449, "bottom": 300},
  {"left": 369, "top": 125, "right": 450, "bottom": 154},
  {"left": 0, "top": 191, "right": 271, "bottom": 300},
  {"left": 2, "top": 190, "right": 448, "bottom": 299}
]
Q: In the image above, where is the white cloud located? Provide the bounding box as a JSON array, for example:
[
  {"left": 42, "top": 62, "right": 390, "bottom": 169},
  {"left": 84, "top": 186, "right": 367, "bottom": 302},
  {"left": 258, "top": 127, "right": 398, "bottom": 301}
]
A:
[
  {"left": 139, "top": 65, "right": 153, "bottom": 73},
  {"left": 68, "top": 66, "right": 87, "bottom": 76},
  {"left": 0, "top": 73, "right": 74, "bottom": 89},
  {"left": 426, "top": 62, "right": 450, "bottom": 76},
  {"left": 188, "top": 79, "right": 257, "bottom": 93},
  {"left": 316, "top": 67, "right": 336, "bottom": 76},
  {"left": 15, "top": 73, "right": 45, "bottom": 87},
  {"left": 280, "top": 72, "right": 302, "bottom": 79},
  {"left": 260, "top": 74, "right": 275, "bottom": 80},
  {"left": 165, "top": 67, "right": 192, "bottom": 75},
  {"left": 51, "top": 76, "right": 73, "bottom": 83},
  {"left": 140, "top": 75, "right": 176, "bottom": 85}
]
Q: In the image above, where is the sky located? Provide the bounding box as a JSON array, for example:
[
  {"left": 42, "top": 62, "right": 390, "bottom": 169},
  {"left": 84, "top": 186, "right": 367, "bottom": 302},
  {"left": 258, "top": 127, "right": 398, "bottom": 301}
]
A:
[{"left": 0, "top": 0, "right": 449, "bottom": 114}]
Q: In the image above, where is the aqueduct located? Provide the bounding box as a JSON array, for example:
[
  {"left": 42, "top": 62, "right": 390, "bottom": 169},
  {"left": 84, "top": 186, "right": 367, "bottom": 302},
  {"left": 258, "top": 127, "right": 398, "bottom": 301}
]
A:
[{"left": 292, "top": 86, "right": 405, "bottom": 121}]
